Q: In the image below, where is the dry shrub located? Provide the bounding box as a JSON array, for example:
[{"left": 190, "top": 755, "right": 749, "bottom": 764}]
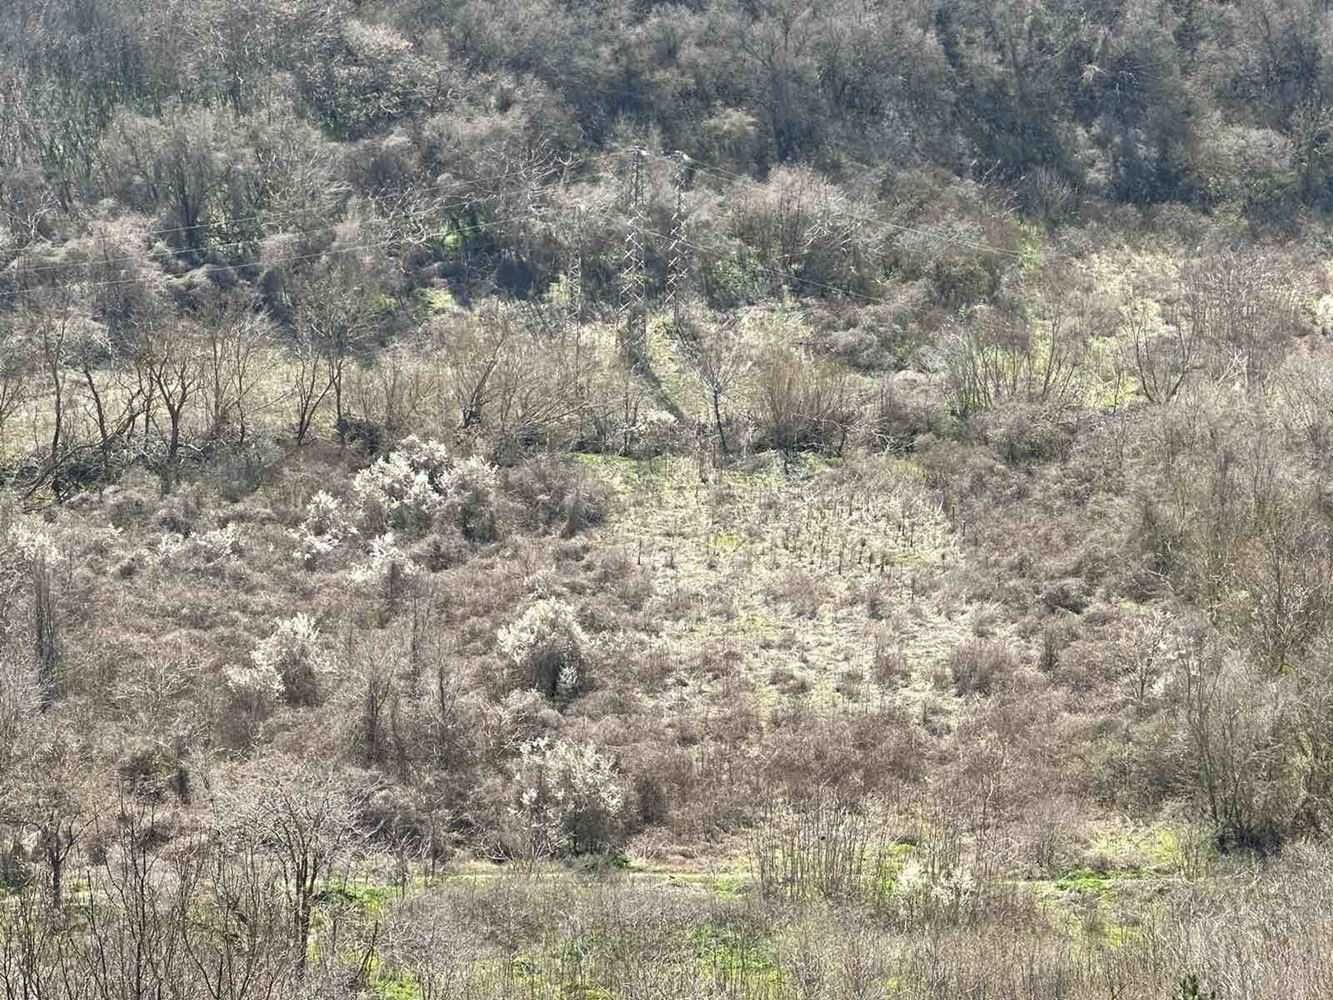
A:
[
  {"left": 504, "top": 457, "right": 608, "bottom": 536},
  {"left": 834, "top": 668, "right": 865, "bottom": 699},
  {"left": 1040, "top": 576, "right": 1090, "bottom": 614},
  {"left": 976, "top": 404, "right": 1075, "bottom": 465},
  {"left": 767, "top": 569, "right": 826, "bottom": 619},
  {"left": 620, "top": 745, "right": 695, "bottom": 829},
  {"left": 749, "top": 344, "right": 860, "bottom": 460},
  {"left": 762, "top": 705, "right": 925, "bottom": 799},
  {"left": 948, "top": 640, "right": 1020, "bottom": 697},
  {"left": 872, "top": 630, "right": 908, "bottom": 687},
  {"left": 862, "top": 580, "right": 895, "bottom": 621},
  {"left": 750, "top": 794, "right": 895, "bottom": 906},
  {"left": 591, "top": 549, "right": 653, "bottom": 611},
  {"left": 724, "top": 167, "right": 883, "bottom": 297},
  {"left": 1056, "top": 634, "right": 1118, "bottom": 693},
  {"left": 768, "top": 665, "right": 811, "bottom": 698},
  {"left": 691, "top": 639, "right": 744, "bottom": 684}
]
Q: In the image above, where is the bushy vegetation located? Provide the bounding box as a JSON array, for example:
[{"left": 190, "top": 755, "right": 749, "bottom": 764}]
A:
[{"left": 5, "top": 0, "right": 1333, "bottom": 996}]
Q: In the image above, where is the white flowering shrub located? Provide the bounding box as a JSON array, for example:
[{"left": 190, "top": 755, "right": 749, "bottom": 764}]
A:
[
  {"left": 196, "top": 524, "right": 242, "bottom": 561},
  {"left": 892, "top": 853, "right": 978, "bottom": 926},
  {"left": 352, "top": 447, "right": 447, "bottom": 536},
  {"left": 395, "top": 434, "right": 452, "bottom": 484},
  {"left": 511, "top": 737, "right": 625, "bottom": 857},
  {"left": 349, "top": 437, "right": 504, "bottom": 549},
  {"left": 497, "top": 598, "right": 587, "bottom": 698},
  {"left": 225, "top": 657, "right": 283, "bottom": 703},
  {"left": 350, "top": 532, "right": 420, "bottom": 606},
  {"left": 291, "top": 491, "right": 359, "bottom": 568},
  {"left": 3, "top": 514, "right": 121, "bottom": 575},
  {"left": 157, "top": 532, "right": 188, "bottom": 562},
  {"left": 631, "top": 409, "right": 684, "bottom": 457},
  {"left": 442, "top": 456, "right": 501, "bottom": 542},
  {"left": 156, "top": 524, "right": 242, "bottom": 571},
  {"left": 224, "top": 656, "right": 283, "bottom": 736},
  {"left": 251, "top": 613, "right": 336, "bottom": 707},
  {"left": 7, "top": 521, "right": 62, "bottom": 566}
]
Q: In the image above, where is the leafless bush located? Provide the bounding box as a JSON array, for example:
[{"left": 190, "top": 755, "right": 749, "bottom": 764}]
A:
[
  {"left": 948, "top": 639, "right": 1018, "bottom": 697},
  {"left": 767, "top": 569, "right": 825, "bottom": 619},
  {"left": 503, "top": 458, "right": 608, "bottom": 536},
  {"left": 32, "top": 555, "right": 58, "bottom": 707},
  {"left": 1120, "top": 296, "right": 1202, "bottom": 404},
  {"left": 1172, "top": 638, "right": 1299, "bottom": 851},
  {"left": 940, "top": 288, "right": 1089, "bottom": 418},
  {"left": 750, "top": 343, "right": 860, "bottom": 463},
  {"left": 750, "top": 794, "right": 893, "bottom": 906},
  {"left": 1178, "top": 253, "right": 1299, "bottom": 394}
]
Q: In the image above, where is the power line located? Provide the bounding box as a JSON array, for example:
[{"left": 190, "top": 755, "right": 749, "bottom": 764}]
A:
[
  {"left": 7, "top": 194, "right": 490, "bottom": 283},
  {"left": 120, "top": 151, "right": 612, "bottom": 245}
]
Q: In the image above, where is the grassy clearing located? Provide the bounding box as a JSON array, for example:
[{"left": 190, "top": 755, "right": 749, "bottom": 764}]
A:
[{"left": 581, "top": 451, "right": 985, "bottom": 715}]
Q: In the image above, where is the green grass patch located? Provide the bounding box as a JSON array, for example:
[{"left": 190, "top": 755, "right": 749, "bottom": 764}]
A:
[
  {"left": 1053, "top": 867, "right": 1117, "bottom": 897},
  {"left": 693, "top": 921, "right": 785, "bottom": 993},
  {"left": 314, "top": 881, "right": 398, "bottom": 915}
]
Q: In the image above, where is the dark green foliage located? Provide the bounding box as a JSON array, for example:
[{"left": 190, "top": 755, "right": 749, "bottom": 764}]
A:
[{"left": 1172, "top": 973, "right": 1217, "bottom": 1000}]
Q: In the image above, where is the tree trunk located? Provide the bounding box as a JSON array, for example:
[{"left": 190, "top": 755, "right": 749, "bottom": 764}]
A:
[{"left": 712, "top": 386, "right": 729, "bottom": 456}]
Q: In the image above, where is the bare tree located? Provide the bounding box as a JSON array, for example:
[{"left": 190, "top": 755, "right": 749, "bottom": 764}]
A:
[
  {"left": 1115, "top": 609, "right": 1173, "bottom": 710},
  {"left": 1244, "top": 498, "right": 1333, "bottom": 675},
  {"left": 1122, "top": 295, "right": 1202, "bottom": 404},
  {"left": 21, "top": 290, "right": 76, "bottom": 495},
  {"left": 0, "top": 642, "right": 38, "bottom": 779},
  {"left": 1179, "top": 255, "right": 1298, "bottom": 395},
  {"left": 98, "top": 107, "right": 241, "bottom": 257},
  {"left": 435, "top": 305, "right": 595, "bottom": 458},
  {"left": 200, "top": 298, "right": 272, "bottom": 445},
  {"left": 70, "top": 325, "right": 149, "bottom": 485},
  {"left": 436, "top": 306, "right": 511, "bottom": 434},
  {"left": 136, "top": 319, "right": 205, "bottom": 493},
  {"left": 5, "top": 734, "right": 90, "bottom": 910},
  {"left": 686, "top": 315, "right": 752, "bottom": 457},
  {"left": 32, "top": 554, "right": 58, "bottom": 708},
  {"left": 1174, "top": 637, "right": 1297, "bottom": 850},
  {"left": 221, "top": 762, "right": 368, "bottom": 978},
  {"left": 0, "top": 885, "right": 68, "bottom": 998},
  {"left": 731, "top": 0, "right": 823, "bottom": 162},
  {"left": 346, "top": 341, "right": 431, "bottom": 444},
  {"left": 0, "top": 316, "right": 31, "bottom": 456},
  {"left": 288, "top": 328, "right": 331, "bottom": 448},
  {"left": 176, "top": 834, "right": 301, "bottom": 1000},
  {"left": 80, "top": 794, "right": 189, "bottom": 1000},
  {"left": 294, "top": 260, "right": 381, "bottom": 444}
]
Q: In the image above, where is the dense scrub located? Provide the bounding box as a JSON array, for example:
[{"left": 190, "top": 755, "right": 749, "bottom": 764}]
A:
[{"left": 5, "top": 1, "right": 1333, "bottom": 997}]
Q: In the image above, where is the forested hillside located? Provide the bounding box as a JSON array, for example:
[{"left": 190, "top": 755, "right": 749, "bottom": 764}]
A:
[{"left": 4, "top": 2, "right": 1333, "bottom": 998}]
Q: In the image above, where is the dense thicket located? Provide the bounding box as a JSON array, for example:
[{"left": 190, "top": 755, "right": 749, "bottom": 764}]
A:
[
  {"left": 6, "top": 4, "right": 1333, "bottom": 999},
  {"left": 5, "top": 0, "right": 1333, "bottom": 263}
]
